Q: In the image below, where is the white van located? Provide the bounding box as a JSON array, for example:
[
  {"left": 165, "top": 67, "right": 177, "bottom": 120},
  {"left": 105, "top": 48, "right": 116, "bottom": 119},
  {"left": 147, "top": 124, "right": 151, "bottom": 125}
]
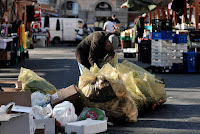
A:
[{"left": 41, "top": 17, "right": 85, "bottom": 43}]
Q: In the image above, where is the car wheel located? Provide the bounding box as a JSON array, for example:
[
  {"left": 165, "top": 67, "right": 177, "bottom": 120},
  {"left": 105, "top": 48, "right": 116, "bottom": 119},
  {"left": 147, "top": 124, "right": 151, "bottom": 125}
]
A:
[{"left": 53, "top": 37, "right": 60, "bottom": 44}]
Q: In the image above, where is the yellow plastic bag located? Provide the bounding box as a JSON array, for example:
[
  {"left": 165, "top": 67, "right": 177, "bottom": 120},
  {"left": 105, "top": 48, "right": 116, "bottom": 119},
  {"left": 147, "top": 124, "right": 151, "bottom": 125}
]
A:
[
  {"left": 18, "top": 67, "right": 56, "bottom": 94},
  {"left": 117, "top": 61, "right": 167, "bottom": 109},
  {"left": 122, "top": 60, "right": 150, "bottom": 74},
  {"left": 78, "top": 63, "right": 138, "bottom": 122}
]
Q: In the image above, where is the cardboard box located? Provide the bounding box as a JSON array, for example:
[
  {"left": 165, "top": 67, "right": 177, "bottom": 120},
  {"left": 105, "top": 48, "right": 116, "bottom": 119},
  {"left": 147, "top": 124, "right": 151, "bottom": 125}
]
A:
[
  {"left": 0, "top": 113, "right": 35, "bottom": 134},
  {"left": 0, "top": 51, "right": 11, "bottom": 60},
  {"left": 0, "top": 90, "right": 31, "bottom": 107},
  {"left": 50, "top": 85, "right": 83, "bottom": 115},
  {"left": 34, "top": 118, "right": 56, "bottom": 134}
]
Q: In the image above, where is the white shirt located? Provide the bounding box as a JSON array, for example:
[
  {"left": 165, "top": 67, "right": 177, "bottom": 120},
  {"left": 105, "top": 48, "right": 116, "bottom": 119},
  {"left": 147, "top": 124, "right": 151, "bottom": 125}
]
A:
[{"left": 103, "top": 21, "right": 115, "bottom": 33}]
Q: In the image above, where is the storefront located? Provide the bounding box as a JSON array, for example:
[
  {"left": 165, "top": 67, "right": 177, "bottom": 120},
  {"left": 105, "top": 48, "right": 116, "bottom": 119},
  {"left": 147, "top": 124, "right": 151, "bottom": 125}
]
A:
[{"left": 56, "top": 0, "right": 131, "bottom": 29}]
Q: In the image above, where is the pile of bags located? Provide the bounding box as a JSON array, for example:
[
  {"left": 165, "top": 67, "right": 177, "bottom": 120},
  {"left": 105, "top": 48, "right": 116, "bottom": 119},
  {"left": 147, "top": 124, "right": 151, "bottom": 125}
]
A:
[
  {"left": 78, "top": 60, "right": 167, "bottom": 122},
  {"left": 16, "top": 61, "right": 167, "bottom": 124}
]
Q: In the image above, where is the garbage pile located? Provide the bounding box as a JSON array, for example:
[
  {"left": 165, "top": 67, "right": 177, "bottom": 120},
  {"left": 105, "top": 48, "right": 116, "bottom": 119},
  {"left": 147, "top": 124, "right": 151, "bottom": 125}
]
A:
[
  {"left": 78, "top": 60, "right": 167, "bottom": 122},
  {"left": 0, "top": 61, "right": 167, "bottom": 133}
]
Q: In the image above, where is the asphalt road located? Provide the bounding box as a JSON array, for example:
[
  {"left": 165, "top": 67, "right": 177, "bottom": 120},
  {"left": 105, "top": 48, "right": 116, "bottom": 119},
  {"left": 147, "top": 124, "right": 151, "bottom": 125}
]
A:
[{"left": 0, "top": 44, "right": 200, "bottom": 134}]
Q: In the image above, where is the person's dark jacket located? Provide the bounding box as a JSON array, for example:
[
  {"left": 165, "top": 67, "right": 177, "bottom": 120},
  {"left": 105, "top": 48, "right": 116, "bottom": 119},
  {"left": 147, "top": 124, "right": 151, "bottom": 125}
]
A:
[
  {"left": 132, "top": 16, "right": 144, "bottom": 43},
  {"left": 171, "top": 0, "right": 184, "bottom": 16},
  {"left": 75, "top": 31, "right": 114, "bottom": 69}
]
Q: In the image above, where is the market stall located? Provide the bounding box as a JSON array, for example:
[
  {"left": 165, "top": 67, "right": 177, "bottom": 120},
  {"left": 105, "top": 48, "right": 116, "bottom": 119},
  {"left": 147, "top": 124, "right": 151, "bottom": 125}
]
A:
[
  {"left": 120, "top": 0, "right": 200, "bottom": 73},
  {"left": 0, "top": 0, "right": 57, "bottom": 67}
]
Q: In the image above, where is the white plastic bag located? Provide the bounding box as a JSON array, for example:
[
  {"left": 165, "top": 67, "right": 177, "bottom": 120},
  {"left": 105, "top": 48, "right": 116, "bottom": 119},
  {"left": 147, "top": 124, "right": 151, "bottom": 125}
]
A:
[
  {"left": 31, "top": 104, "right": 53, "bottom": 119},
  {"left": 31, "top": 91, "right": 51, "bottom": 107},
  {"left": 53, "top": 101, "right": 78, "bottom": 127}
]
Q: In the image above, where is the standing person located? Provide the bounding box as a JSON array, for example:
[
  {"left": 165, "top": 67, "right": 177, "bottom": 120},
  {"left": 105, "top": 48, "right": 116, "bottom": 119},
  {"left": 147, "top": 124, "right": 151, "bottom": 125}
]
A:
[
  {"left": 111, "top": 14, "right": 120, "bottom": 24},
  {"left": 132, "top": 13, "right": 147, "bottom": 44},
  {"left": 46, "top": 29, "right": 50, "bottom": 47},
  {"left": 83, "top": 23, "right": 89, "bottom": 36},
  {"left": 103, "top": 17, "right": 116, "bottom": 33},
  {"left": 75, "top": 31, "right": 119, "bottom": 75}
]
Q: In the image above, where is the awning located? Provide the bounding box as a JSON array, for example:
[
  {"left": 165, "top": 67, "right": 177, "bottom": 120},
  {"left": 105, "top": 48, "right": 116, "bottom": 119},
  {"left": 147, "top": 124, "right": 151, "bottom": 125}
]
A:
[{"left": 121, "top": 0, "right": 172, "bottom": 12}]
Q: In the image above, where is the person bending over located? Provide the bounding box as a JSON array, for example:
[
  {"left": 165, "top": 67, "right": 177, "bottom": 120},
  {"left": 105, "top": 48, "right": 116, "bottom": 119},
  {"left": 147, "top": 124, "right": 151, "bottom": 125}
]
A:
[{"left": 75, "top": 31, "right": 119, "bottom": 75}]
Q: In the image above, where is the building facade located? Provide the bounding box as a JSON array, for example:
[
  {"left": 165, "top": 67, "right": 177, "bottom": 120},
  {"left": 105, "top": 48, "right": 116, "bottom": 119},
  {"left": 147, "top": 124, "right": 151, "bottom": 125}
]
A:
[{"left": 55, "top": 0, "right": 142, "bottom": 30}]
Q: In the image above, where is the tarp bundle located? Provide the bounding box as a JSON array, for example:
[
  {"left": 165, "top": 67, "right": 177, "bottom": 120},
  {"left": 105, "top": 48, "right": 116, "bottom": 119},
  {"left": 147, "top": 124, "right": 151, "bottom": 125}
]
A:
[{"left": 78, "top": 60, "right": 167, "bottom": 122}]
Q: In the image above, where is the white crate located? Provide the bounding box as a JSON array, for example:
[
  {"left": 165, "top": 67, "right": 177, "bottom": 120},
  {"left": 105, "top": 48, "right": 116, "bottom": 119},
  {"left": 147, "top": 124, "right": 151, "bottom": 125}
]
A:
[
  {"left": 152, "top": 40, "right": 173, "bottom": 48},
  {"left": 65, "top": 118, "right": 107, "bottom": 134},
  {"left": 171, "top": 57, "right": 183, "bottom": 64},
  {"left": 175, "top": 43, "right": 187, "bottom": 49},
  {"left": 152, "top": 46, "right": 176, "bottom": 53},
  {"left": 151, "top": 53, "right": 169, "bottom": 60},
  {"left": 123, "top": 48, "right": 136, "bottom": 53},
  {"left": 152, "top": 52, "right": 176, "bottom": 60},
  {"left": 152, "top": 40, "right": 176, "bottom": 53},
  {"left": 151, "top": 59, "right": 173, "bottom": 67},
  {"left": 175, "top": 51, "right": 183, "bottom": 57}
]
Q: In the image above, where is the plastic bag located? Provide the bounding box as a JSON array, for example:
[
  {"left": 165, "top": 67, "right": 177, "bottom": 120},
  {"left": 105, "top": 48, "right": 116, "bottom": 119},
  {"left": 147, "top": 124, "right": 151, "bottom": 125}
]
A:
[
  {"left": 78, "top": 107, "right": 106, "bottom": 121},
  {"left": 78, "top": 63, "right": 138, "bottom": 122},
  {"left": 53, "top": 101, "right": 78, "bottom": 127},
  {"left": 117, "top": 61, "right": 166, "bottom": 109},
  {"left": 78, "top": 60, "right": 167, "bottom": 122},
  {"left": 31, "top": 104, "right": 52, "bottom": 119},
  {"left": 31, "top": 91, "right": 51, "bottom": 107},
  {"left": 18, "top": 67, "right": 56, "bottom": 94}
]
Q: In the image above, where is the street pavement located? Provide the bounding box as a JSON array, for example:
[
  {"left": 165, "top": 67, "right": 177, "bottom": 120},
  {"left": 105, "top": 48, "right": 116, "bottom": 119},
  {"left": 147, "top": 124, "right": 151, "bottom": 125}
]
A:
[{"left": 0, "top": 44, "right": 200, "bottom": 134}]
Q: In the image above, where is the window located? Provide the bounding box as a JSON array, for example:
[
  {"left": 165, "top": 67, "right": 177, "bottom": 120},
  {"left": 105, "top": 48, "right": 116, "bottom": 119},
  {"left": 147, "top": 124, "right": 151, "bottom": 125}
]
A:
[
  {"left": 95, "top": 2, "right": 112, "bottom": 11},
  {"left": 61, "top": 1, "right": 74, "bottom": 10},
  {"left": 78, "top": 20, "right": 83, "bottom": 28}
]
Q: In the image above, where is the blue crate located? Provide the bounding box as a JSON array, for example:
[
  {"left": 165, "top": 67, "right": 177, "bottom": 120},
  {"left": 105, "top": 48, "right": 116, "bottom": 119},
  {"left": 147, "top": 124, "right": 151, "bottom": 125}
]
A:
[
  {"left": 176, "top": 34, "right": 187, "bottom": 43},
  {"left": 172, "top": 34, "right": 177, "bottom": 43},
  {"left": 152, "top": 30, "right": 172, "bottom": 40},
  {"left": 152, "top": 32, "right": 162, "bottom": 40},
  {"left": 183, "top": 52, "right": 198, "bottom": 72},
  {"left": 172, "top": 36, "right": 176, "bottom": 43}
]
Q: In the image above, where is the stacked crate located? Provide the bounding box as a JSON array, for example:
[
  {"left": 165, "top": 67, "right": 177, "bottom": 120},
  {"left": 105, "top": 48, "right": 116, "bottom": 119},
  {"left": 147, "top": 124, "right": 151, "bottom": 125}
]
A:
[
  {"left": 151, "top": 19, "right": 188, "bottom": 73},
  {"left": 151, "top": 19, "right": 174, "bottom": 68},
  {"left": 172, "top": 34, "right": 188, "bottom": 62},
  {"left": 189, "top": 30, "right": 200, "bottom": 48},
  {"left": 138, "top": 40, "right": 151, "bottom": 63},
  {"left": 171, "top": 33, "right": 188, "bottom": 72}
]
